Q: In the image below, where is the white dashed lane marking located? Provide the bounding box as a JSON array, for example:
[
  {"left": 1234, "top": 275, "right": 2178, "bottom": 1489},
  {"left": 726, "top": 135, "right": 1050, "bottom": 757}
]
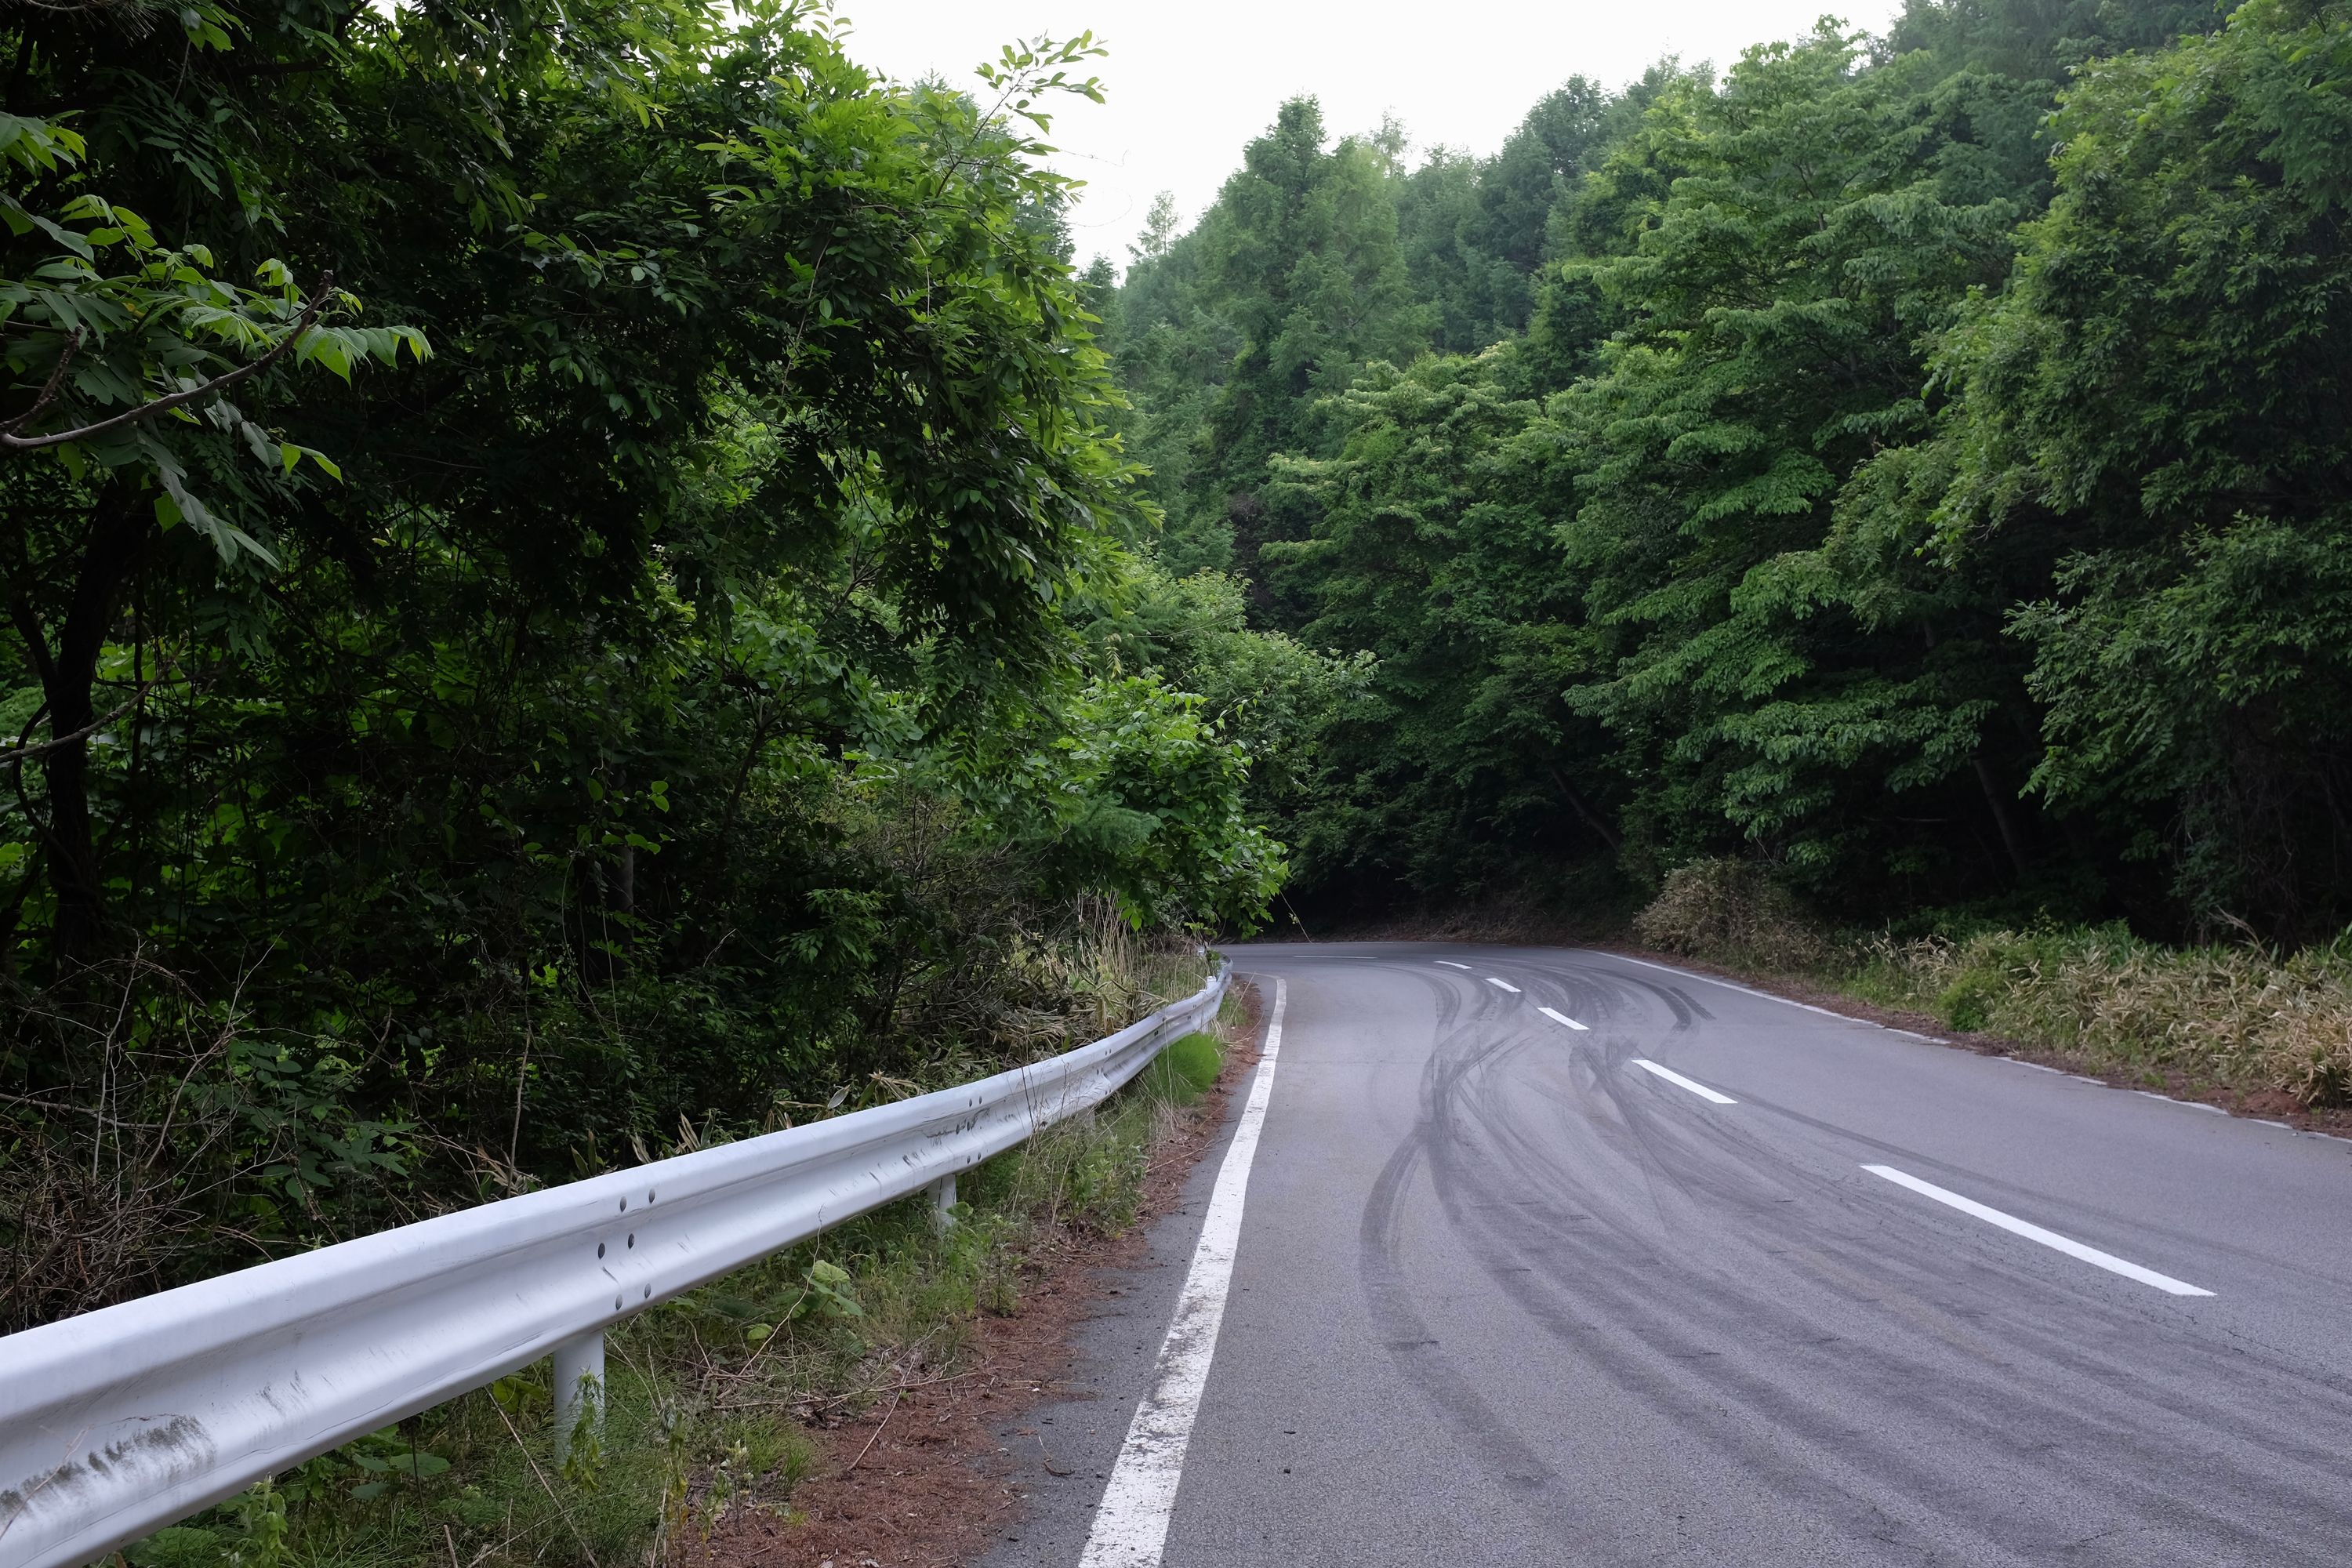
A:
[
  {"left": 1863, "top": 1163, "right": 2214, "bottom": 1298},
  {"left": 1631, "top": 1058, "right": 1737, "bottom": 1105}
]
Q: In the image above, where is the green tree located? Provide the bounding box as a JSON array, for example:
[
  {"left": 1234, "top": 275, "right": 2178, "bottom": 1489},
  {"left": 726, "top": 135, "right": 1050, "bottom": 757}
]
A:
[
  {"left": 1938, "top": 0, "right": 2352, "bottom": 935},
  {"left": 0, "top": 0, "right": 1286, "bottom": 1312},
  {"left": 1396, "top": 79, "right": 1614, "bottom": 352},
  {"left": 1556, "top": 27, "right": 2047, "bottom": 895},
  {"left": 1122, "top": 98, "right": 1428, "bottom": 588},
  {"left": 1263, "top": 350, "right": 1617, "bottom": 901}
]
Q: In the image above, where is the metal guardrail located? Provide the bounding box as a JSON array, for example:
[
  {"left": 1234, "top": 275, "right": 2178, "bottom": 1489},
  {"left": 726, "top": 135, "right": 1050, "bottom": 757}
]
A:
[{"left": 0, "top": 963, "right": 1230, "bottom": 1568}]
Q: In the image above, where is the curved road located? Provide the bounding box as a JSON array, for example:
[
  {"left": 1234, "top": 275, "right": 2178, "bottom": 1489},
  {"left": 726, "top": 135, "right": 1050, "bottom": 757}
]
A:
[{"left": 984, "top": 942, "right": 2352, "bottom": 1566}]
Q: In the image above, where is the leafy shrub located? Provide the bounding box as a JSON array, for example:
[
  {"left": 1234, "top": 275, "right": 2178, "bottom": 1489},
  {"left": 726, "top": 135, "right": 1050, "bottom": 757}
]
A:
[{"left": 1632, "top": 859, "right": 1835, "bottom": 972}]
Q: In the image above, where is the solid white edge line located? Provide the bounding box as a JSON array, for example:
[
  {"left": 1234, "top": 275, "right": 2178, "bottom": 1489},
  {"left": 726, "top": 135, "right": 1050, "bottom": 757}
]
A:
[
  {"left": 1537, "top": 1005, "right": 1590, "bottom": 1032},
  {"left": 1630, "top": 1058, "right": 1737, "bottom": 1105},
  {"left": 1486, "top": 976, "right": 1521, "bottom": 993},
  {"left": 2136, "top": 1090, "right": 2229, "bottom": 1116},
  {"left": 1435, "top": 960, "right": 1473, "bottom": 970},
  {"left": 1602, "top": 950, "right": 1945, "bottom": 1041},
  {"left": 1861, "top": 1163, "right": 2213, "bottom": 1298},
  {"left": 1079, "top": 976, "right": 1287, "bottom": 1568}
]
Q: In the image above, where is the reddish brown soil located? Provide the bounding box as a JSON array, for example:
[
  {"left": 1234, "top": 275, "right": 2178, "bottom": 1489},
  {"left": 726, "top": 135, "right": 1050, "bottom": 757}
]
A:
[{"left": 696, "top": 984, "right": 1267, "bottom": 1568}]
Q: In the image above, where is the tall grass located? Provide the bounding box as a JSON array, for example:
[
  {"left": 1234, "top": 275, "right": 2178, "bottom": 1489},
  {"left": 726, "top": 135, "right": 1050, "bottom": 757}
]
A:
[
  {"left": 1632, "top": 859, "right": 1835, "bottom": 972},
  {"left": 1632, "top": 859, "right": 2352, "bottom": 1108},
  {"left": 118, "top": 989, "right": 1243, "bottom": 1568},
  {"left": 1849, "top": 927, "right": 2352, "bottom": 1104}
]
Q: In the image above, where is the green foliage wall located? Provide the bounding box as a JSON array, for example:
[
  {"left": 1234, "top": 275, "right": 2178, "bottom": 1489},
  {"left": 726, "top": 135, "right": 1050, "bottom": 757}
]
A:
[
  {"left": 1110, "top": 0, "right": 2351, "bottom": 942},
  {"left": 0, "top": 0, "right": 1283, "bottom": 1320}
]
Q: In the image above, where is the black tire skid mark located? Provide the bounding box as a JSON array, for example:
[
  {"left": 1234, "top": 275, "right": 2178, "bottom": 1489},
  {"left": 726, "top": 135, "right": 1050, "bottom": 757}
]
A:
[
  {"left": 1352, "top": 957, "right": 1642, "bottom": 1559},
  {"left": 1515, "top": 955, "right": 2352, "bottom": 1476},
  {"left": 1424, "top": 1003, "right": 2002, "bottom": 1563},
  {"left": 1503, "top": 956, "right": 2352, "bottom": 1548},
  {"left": 1398, "top": 953, "right": 2352, "bottom": 1564},
  {"left": 1261, "top": 949, "right": 2352, "bottom": 1559}
]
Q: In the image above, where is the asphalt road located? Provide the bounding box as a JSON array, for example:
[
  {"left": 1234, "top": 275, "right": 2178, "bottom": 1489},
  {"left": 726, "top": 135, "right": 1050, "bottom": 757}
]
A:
[{"left": 983, "top": 942, "right": 2352, "bottom": 1567}]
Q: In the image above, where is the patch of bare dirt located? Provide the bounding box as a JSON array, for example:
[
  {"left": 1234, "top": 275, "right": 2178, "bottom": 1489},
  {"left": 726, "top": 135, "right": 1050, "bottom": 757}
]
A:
[{"left": 695, "top": 982, "right": 1267, "bottom": 1568}]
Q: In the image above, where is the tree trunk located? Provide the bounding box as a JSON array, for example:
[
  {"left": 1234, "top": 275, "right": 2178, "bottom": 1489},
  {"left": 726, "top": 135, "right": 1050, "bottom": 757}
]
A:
[
  {"left": 1972, "top": 753, "right": 2031, "bottom": 881},
  {"left": 1545, "top": 762, "right": 1621, "bottom": 851},
  {"left": 1918, "top": 619, "right": 2031, "bottom": 884},
  {"left": 9, "top": 487, "right": 151, "bottom": 969}
]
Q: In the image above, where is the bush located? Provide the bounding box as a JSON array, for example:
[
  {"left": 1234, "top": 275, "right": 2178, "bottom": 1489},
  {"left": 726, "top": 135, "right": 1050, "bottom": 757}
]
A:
[{"left": 1632, "top": 859, "right": 1835, "bottom": 972}]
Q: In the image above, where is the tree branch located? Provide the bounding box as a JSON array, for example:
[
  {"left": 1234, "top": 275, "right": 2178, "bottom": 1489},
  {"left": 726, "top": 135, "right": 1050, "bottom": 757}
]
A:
[
  {"left": 0, "top": 327, "right": 84, "bottom": 437},
  {"left": 1545, "top": 762, "right": 1622, "bottom": 851},
  {"left": 1, "top": 274, "right": 335, "bottom": 453},
  {"left": 0, "top": 699, "right": 133, "bottom": 765},
  {"left": 6, "top": 592, "right": 58, "bottom": 691}
]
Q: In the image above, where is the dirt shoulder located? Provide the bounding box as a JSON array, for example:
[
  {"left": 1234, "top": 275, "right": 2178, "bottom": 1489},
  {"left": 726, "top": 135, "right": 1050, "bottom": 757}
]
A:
[{"left": 701, "top": 982, "right": 1266, "bottom": 1568}]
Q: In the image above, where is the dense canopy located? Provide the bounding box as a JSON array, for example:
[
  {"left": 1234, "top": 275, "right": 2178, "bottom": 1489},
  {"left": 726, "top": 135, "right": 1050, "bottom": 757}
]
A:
[
  {"left": 1106, "top": 0, "right": 2352, "bottom": 944},
  {"left": 0, "top": 0, "right": 1293, "bottom": 1321}
]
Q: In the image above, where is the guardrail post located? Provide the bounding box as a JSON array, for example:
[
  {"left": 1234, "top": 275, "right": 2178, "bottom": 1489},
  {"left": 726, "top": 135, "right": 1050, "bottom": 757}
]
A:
[
  {"left": 554, "top": 1329, "right": 604, "bottom": 1465},
  {"left": 0, "top": 964, "right": 1229, "bottom": 1568},
  {"left": 927, "top": 1172, "right": 957, "bottom": 1229}
]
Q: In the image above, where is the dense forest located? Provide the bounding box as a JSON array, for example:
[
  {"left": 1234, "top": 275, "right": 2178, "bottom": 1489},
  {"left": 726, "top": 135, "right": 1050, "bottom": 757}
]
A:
[
  {"left": 1105, "top": 0, "right": 2352, "bottom": 947},
  {"left": 7, "top": 0, "right": 2352, "bottom": 1323},
  {"left": 0, "top": 0, "right": 1335, "bottom": 1324}
]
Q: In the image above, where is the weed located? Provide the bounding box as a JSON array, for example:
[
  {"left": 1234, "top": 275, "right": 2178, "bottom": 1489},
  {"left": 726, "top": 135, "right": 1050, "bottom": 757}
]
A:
[
  {"left": 120, "top": 980, "right": 1246, "bottom": 1568},
  {"left": 1140, "top": 1032, "right": 1222, "bottom": 1105},
  {"left": 1632, "top": 864, "right": 2352, "bottom": 1108},
  {"left": 1632, "top": 859, "right": 1835, "bottom": 973},
  {"left": 1854, "top": 927, "right": 2352, "bottom": 1104}
]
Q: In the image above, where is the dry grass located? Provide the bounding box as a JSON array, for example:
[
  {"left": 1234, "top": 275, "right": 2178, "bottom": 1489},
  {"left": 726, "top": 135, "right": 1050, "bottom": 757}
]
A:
[
  {"left": 1852, "top": 927, "right": 2352, "bottom": 1106},
  {"left": 1631, "top": 858, "right": 1835, "bottom": 973},
  {"left": 1628, "top": 860, "right": 2352, "bottom": 1109}
]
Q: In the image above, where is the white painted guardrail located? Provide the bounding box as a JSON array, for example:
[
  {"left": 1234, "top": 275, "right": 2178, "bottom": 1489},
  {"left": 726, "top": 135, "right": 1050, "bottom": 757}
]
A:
[{"left": 0, "top": 963, "right": 1230, "bottom": 1568}]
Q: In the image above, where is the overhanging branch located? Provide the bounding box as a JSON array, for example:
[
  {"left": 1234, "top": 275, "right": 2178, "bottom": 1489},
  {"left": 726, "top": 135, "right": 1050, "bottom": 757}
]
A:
[
  {"left": 0, "top": 699, "right": 135, "bottom": 765},
  {"left": 0, "top": 274, "right": 336, "bottom": 453}
]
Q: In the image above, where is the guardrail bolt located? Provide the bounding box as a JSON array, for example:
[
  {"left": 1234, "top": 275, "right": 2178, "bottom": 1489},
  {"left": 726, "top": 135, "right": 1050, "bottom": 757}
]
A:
[
  {"left": 928, "top": 1172, "right": 957, "bottom": 1230},
  {"left": 554, "top": 1329, "right": 605, "bottom": 1465}
]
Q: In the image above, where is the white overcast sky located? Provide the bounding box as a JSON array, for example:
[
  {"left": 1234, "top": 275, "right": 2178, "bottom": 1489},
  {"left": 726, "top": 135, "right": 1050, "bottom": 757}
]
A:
[{"left": 834, "top": 1, "right": 1905, "bottom": 270}]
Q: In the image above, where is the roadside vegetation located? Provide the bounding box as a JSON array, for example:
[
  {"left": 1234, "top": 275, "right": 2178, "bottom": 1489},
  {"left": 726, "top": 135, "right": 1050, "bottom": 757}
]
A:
[
  {"left": 1635, "top": 860, "right": 2352, "bottom": 1112},
  {"left": 0, "top": 0, "right": 1323, "bottom": 1334},
  {"left": 122, "top": 984, "right": 1241, "bottom": 1568},
  {"left": 1094, "top": 0, "right": 2352, "bottom": 1116},
  {"left": 1109, "top": 0, "right": 2352, "bottom": 955},
  {"left": 13, "top": 0, "right": 2352, "bottom": 1556}
]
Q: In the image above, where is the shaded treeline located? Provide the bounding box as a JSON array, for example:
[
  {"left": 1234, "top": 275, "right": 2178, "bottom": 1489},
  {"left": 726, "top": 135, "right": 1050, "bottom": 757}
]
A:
[{"left": 1105, "top": 0, "right": 2352, "bottom": 945}]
